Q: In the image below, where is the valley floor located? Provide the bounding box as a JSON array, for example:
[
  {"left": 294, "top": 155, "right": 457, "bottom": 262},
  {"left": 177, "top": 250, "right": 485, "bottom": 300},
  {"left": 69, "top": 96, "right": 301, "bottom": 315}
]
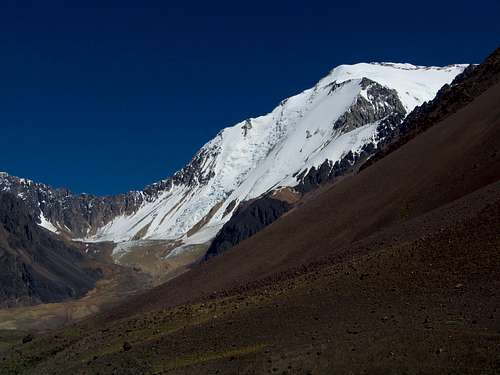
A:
[
  {"left": 0, "top": 246, "right": 150, "bottom": 347},
  {"left": 0, "top": 238, "right": 207, "bottom": 341}
]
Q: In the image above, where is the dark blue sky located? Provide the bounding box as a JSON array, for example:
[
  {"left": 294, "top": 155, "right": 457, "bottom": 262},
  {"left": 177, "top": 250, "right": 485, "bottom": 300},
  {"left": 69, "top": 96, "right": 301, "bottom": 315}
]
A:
[{"left": 1, "top": 0, "right": 498, "bottom": 195}]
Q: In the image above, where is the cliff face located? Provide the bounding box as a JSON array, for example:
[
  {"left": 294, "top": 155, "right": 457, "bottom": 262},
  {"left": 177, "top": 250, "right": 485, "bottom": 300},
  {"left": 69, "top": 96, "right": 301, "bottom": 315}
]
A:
[{"left": 205, "top": 197, "right": 292, "bottom": 259}]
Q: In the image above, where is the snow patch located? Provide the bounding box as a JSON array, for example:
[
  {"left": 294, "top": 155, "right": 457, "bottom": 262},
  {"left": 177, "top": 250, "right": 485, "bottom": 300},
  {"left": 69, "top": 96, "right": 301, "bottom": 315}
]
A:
[{"left": 38, "top": 212, "right": 59, "bottom": 233}]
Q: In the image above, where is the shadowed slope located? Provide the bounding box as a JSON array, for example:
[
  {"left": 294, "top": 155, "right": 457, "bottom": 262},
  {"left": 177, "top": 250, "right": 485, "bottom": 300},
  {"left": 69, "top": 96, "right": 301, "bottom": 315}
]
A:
[{"left": 0, "top": 193, "right": 102, "bottom": 307}]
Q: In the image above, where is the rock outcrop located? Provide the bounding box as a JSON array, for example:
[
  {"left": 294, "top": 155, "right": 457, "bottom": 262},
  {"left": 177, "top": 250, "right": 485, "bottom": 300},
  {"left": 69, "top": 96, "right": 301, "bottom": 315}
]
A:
[{"left": 205, "top": 196, "right": 292, "bottom": 259}]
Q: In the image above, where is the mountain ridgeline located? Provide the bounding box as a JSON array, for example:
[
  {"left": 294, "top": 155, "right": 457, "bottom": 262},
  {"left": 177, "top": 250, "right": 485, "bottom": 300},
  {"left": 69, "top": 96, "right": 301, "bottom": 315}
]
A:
[{"left": 0, "top": 62, "right": 466, "bottom": 253}]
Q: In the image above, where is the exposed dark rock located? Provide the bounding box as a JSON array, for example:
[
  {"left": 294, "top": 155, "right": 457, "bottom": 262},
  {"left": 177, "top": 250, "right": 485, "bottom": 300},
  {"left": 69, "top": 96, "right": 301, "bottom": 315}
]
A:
[
  {"left": 22, "top": 334, "right": 34, "bottom": 344},
  {"left": 242, "top": 119, "right": 253, "bottom": 137},
  {"left": 205, "top": 197, "right": 292, "bottom": 259},
  {"left": 222, "top": 199, "right": 238, "bottom": 218},
  {"left": 333, "top": 78, "right": 406, "bottom": 133},
  {"left": 296, "top": 160, "right": 335, "bottom": 194}
]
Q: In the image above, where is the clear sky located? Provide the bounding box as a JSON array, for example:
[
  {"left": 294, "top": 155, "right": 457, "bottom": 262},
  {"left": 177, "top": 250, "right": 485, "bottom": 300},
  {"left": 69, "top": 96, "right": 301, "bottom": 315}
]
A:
[{"left": 1, "top": 0, "right": 498, "bottom": 195}]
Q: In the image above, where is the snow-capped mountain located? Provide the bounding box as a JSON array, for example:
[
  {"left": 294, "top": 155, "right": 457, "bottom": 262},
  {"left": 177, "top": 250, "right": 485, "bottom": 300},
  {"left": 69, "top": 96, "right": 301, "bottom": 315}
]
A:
[
  {"left": 83, "top": 62, "right": 467, "bottom": 244},
  {"left": 0, "top": 62, "right": 467, "bottom": 249}
]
